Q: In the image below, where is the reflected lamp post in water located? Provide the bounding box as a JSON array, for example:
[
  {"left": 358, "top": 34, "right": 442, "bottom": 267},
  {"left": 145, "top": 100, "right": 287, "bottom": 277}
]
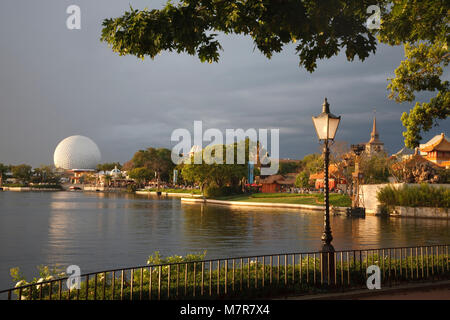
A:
[{"left": 312, "top": 98, "right": 341, "bottom": 284}]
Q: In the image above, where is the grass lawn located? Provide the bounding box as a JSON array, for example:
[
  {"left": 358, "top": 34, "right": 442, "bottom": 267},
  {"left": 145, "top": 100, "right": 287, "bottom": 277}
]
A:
[{"left": 216, "top": 193, "right": 351, "bottom": 207}]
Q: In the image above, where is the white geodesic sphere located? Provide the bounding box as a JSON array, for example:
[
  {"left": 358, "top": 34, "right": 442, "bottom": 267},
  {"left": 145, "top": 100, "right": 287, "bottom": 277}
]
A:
[{"left": 53, "top": 135, "right": 101, "bottom": 170}]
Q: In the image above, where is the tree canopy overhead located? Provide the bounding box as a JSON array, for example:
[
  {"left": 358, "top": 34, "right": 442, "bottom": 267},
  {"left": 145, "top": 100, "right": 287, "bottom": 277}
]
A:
[
  {"left": 101, "top": 0, "right": 380, "bottom": 72},
  {"left": 378, "top": 0, "right": 449, "bottom": 148},
  {"left": 101, "top": 0, "right": 449, "bottom": 148}
]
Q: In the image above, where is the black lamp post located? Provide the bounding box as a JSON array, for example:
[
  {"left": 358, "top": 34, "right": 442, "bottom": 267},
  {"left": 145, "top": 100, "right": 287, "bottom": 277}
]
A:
[{"left": 312, "top": 98, "right": 341, "bottom": 283}]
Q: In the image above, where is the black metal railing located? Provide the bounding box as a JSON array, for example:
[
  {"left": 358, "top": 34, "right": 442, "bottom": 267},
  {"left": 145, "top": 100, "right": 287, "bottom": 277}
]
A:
[{"left": 1, "top": 244, "right": 448, "bottom": 300}]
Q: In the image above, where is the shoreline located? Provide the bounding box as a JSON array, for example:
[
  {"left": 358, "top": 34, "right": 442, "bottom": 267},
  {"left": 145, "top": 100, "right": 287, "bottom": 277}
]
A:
[
  {"left": 135, "top": 190, "right": 203, "bottom": 198},
  {"left": 1, "top": 187, "right": 62, "bottom": 192},
  {"left": 181, "top": 197, "right": 351, "bottom": 214},
  {"left": 181, "top": 198, "right": 449, "bottom": 219}
]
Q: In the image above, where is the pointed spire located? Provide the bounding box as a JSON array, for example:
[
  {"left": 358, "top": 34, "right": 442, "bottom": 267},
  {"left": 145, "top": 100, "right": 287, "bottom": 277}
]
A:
[{"left": 371, "top": 116, "right": 379, "bottom": 139}]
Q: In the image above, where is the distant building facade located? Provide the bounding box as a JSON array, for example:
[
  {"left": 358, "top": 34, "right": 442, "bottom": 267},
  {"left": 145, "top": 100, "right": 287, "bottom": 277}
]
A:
[
  {"left": 309, "top": 164, "right": 347, "bottom": 191},
  {"left": 391, "top": 146, "right": 415, "bottom": 161},
  {"left": 69, "top": 169, "right": 96, "bottom": 184}
]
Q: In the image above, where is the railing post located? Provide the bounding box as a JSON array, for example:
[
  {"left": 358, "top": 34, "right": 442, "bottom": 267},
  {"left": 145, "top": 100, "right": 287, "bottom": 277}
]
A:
[
  {"left": 158, "top": 266, "right": 161, "bottom": 300},
  {"left": 201, "top": 262, "right": 205, "bottom": 296},
  {"left": 233, "top": 259, "right": 236, "bottom": 291},
  {"left": 270, "top": 256, "right": 273, "bottom": 285},
  {"left": 225, "top": 259, "right": 228, "bottom": 294},
  {"left": 193, "top": 262, "right": 196, "bottom": 297},
  {"left": 184, "top": 263, "right": 188, "bottom": 297},
  {"left": 306, "top": 254, "right": 309, "bottom": 284},
  {"left": 149, "top": 267, "right": 152, "bottom": 300},
  {"left": 85, "top": 275, "right": 89, "bottom": 300},
  {"left": 94, "top": 274, "right": 97, "bottom": 300},
  {"left": 176, "top": 264, "right": 179, "bottom": 297},
  {"left": 120, "top": 270, "right": 124, "bottom": 300},
  {"left": 112, "top": 271, "right": 116, "bottom": 300},
  {"left": 262, "top": 256, "right": 265, "bottom": 288},
  {"left": 248, "top": 258, "right": 251, "bottom": 289},
  {"left": 168, "top": 265, "right": 171, "bottom": 299},
  {"left": 255, "top": 258, "right": 258, "bottom": 289},
  {"left": 346, "top": 252, "right": 350, "bottom": 286},
  {"left": 284, "top": 255, "right": 287, "bottom": 286},
  {"left": 292, "top": 254, "right": 295, "bottom": 285},
  {"left": 217, "top": 260, "right": 221, "bottom": 295},
  {"left": 299, "top": 254, "right": 303, "bottom": 285},
  {"left": 130, "top": 269, "right": 133, "bottom": 300},
  {"left": 103, "top": 272, "right": 107, "bottom": 300},
  {"left": 209, "top": 262, "right": 212, "bottom": 296}
]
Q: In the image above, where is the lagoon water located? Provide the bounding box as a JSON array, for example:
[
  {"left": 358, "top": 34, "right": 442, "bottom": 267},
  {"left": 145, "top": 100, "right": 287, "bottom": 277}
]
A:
[{"left": 0, "top": 191, "right": 449, "bottom": 289}]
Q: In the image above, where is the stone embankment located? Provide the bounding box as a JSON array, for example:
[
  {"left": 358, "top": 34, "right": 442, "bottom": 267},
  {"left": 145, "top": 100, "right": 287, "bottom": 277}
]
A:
[{"left": 181, "top": 197, "right": 349, "bottom": 213}]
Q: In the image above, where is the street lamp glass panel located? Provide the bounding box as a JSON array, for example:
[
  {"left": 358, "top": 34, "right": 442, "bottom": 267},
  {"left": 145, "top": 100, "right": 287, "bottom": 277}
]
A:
[
  {"left": 327, "top": 116, "right": 340, "bottom": 140},
  {"left": 312, "top": 115, "right": 329, "bottom": 140}
]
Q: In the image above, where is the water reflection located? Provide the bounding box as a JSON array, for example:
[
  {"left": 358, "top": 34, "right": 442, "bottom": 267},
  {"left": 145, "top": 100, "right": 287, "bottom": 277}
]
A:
[{"left": 0, "top": 191, "right": 448, "bottom": 289}]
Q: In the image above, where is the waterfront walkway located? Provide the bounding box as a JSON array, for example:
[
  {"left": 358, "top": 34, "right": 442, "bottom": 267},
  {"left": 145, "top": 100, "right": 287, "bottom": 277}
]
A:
[{"left": 284, "top": 280, "right": 450, "bottom": 300}]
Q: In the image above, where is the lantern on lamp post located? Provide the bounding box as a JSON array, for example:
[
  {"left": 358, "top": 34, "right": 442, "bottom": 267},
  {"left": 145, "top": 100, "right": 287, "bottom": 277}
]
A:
[{"left": 312, "top": 98, "right": 341, "bottom": 283}]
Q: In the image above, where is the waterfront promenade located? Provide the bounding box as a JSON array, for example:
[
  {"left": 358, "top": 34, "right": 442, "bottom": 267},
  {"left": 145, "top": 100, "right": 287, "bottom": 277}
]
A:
[{"left": 286, "top": 281, "right": 450, "bottom": 300}]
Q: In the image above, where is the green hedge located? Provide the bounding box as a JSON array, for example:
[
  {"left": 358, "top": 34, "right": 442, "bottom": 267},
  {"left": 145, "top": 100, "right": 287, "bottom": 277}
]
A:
[
  {"left": 3, "top": 183, "right": 28, "bottom": 187},
  {"left": 204, "top": 185, "right": 241, "bottom": 198},
  {"left": 377, "top": 184, "right": 450, "bottom": 208}
]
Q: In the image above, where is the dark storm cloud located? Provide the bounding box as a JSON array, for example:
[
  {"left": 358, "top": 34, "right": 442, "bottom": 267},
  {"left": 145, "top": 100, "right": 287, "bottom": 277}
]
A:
[{"left": 0, "top": 1, "right": 448, "bottom": 167}]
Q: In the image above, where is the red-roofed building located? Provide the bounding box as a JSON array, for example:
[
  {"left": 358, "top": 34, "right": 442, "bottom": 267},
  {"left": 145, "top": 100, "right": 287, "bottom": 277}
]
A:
[
  {"left": 309, "top": 164, "right": 347, "bottom": 190},
  {"left": 419, "top": 133, "right": 450, "bottom": 166}
]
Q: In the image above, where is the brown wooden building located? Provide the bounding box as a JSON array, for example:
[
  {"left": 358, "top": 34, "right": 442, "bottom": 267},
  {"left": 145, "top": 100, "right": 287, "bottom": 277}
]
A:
[{"left": 259, "top": 173, "right": 296, "bottom": 193}]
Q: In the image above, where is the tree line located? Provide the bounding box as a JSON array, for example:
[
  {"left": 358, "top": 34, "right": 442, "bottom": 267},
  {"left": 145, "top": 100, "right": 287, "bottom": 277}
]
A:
[{"left": 0, "top": 164, "right": 59, "bottom": 186}]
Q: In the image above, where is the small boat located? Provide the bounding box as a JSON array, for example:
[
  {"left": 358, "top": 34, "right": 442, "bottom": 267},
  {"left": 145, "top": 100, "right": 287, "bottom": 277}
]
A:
[{"left": 69, "top": 186, "right": 82, "bottom": 191}]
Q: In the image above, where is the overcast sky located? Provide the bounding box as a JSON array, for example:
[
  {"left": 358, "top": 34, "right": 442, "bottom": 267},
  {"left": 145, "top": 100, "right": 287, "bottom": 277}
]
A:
[{"left": 0, "top": 0, "right": 448, "bottom": 167}]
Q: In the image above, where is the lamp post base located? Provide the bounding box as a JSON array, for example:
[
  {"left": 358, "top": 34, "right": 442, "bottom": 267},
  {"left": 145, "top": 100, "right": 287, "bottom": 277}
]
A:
[{"left": 320, "top": 243, "right": 335, "bottom": 285}]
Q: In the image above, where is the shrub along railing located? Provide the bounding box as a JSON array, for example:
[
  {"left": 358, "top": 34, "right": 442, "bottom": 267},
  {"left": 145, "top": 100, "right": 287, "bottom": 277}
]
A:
[{"left": 1, "top": 244, "right": 448, "bottom": 300}]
